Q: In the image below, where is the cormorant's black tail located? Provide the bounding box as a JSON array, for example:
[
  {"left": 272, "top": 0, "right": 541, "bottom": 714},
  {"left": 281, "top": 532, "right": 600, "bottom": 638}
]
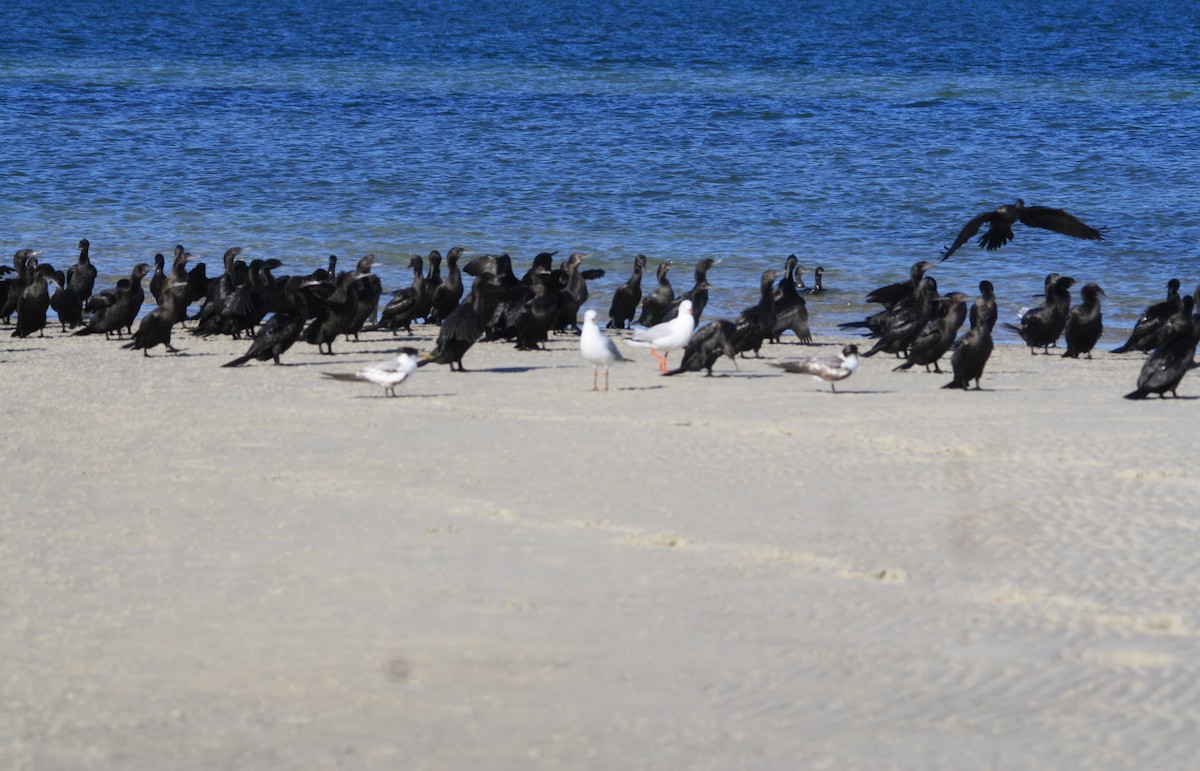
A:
[
  {"left": 1124, "top": 388, "right": 1150, "bottom": 400},
  {"left": 222, "top": 354, "right": 253, "bottom": 368},
  {"left": 942, "top": 379, "right": 965, "bottom": 389}
]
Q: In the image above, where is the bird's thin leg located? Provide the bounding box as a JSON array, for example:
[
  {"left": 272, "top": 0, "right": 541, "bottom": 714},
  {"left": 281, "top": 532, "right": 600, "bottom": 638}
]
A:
[
  {"left": 604, "top": 367, "right": 610, "bottom": 391},
  {"left": 593, "top": 367, "right": 599, "bottom": 391}
]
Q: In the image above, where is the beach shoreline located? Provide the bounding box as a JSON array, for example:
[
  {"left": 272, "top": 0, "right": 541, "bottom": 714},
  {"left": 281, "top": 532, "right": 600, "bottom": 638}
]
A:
[{"left": 3, "top": 325, "right": 1198, "bottom": 769}]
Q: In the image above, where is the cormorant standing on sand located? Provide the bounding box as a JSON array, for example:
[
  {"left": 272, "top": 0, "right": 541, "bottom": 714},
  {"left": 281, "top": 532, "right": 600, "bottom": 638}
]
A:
[
  {"left": 893, "top": 292, "right": 969, "bottom": 373},
  {"left": 662, "top": 258, "right": 717, "bottom": 324},
  {"left": 555, "top": 253, "right": 589, "bottom": 333},
  {"left": 371, "top": 255, "right": 427, "bottom": 334},
  {"left": 1112, "top": 278, "right": 1181, "bottom": 354},
  {"left": 427, "top": 246, "right": 465, "bottom": 324},
  {"left": 940, "top": 199, "right": 1105, "bottom": 261},
  {"left": 664, "top": 320, "right": 738, "bottom": 376},
  {"left": 943, "top": 322, "right": 994, "bottom": 391},
  {"left": 637, "top": 262, "right": 673, "bottom": 327},
  {"left": 66, "top": 238, "right": 97, "bottom": 302},
  {"left": 1002, "top": 274, "right": 1076, "bottom": 355},
  {"left": 861, "top": 275, "right": 937, "bottom": 358},
  {"left": 49, "top": 270, "right": 83, "bottom": 331},
  {"left": 1062, "top": 283, "right": 1106, "bottom": 359},
  {"left": 12, "top": 263, "right": 55, "bottom": 338},
  {"left": 122, "top": 281, "right": 188, "bottom": 356},
  {"left": 970, "top": 279, "right": 998, "bottom": 332},
  {"left": 75, "top": 263, "right": 152, "bottom": 339},
  {"left": 2, "top": 249, "right": 41, "bottom": 323},
  {"left": 607, "top": 253, "right": 646, "bottom": 330},
  {"left": 419, "top": 274, "right": 504, "bottom": 371},
  {"left": 771, "top": 254, "right": 813, "bottom": 344},
  {"left": 1124, "top": 298, "right": 1198, "bottom": 399},
  {"left": 223, "top": 277, "right": 318, "bottom": 367},
  {"left": 772, "top": 344, "right": 860, "bottom": 393},
  {"left": 732, "top": 269, "right": 779, "bottom": 358}
]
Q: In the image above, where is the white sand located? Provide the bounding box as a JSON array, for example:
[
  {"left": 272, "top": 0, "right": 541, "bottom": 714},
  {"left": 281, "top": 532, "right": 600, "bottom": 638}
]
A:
[{"left": 2, "top": 325, "right": 1198, "bottom": 769}]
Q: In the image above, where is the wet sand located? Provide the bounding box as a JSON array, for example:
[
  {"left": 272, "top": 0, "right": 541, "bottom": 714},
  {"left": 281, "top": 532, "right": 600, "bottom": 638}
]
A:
[{"left": 2, "top": 325, "right": 1198, "bottom": 769}]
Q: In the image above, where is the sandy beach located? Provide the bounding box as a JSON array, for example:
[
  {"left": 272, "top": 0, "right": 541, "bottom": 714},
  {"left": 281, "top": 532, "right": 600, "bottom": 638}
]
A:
[{"left": 2, "top": 325, "right": 1198, "bottom": 769}]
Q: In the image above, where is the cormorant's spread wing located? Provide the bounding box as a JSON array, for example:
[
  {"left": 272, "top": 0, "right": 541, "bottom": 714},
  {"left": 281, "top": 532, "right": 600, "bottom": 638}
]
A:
[
  {"left": 1018, "top": 206, "right": 1105, "bottom": 241},
  {"left": 941, "top": 210, "right": 994, "bottom": 260}
]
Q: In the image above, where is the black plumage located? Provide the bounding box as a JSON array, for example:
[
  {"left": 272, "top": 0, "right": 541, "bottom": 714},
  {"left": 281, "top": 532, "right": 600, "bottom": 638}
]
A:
[
  {"left": 1062, "top": 283, "right": 1106, "bottom": 359},
  {"left": 372, "top": 255, "right": 427, "bottom": 334},
  {"left": 607, "top": 253, "right": 646, "bottom": 330},
  {"left": 770, "top": 254, "right": 813, "bottom": 344},
  {"left": 943, "top": 324, "right": 994, "bottom": 390},
  {"left": 12, "top": 263, "right": 55, "bottom": 338},
  {"left": 65, "top": 238, "right": 97, "bottom": 302},
  {"left": 893, "top": 292, "right": 969, "bottom": 373},
  {"left": 224, "top": 277, "right": 318, "bottom": 367},
  {"left": 427, "top": 246, "right": 466, "bottom": 324},
  {"left": 1112, "top": 278, "right": 1181, "bottom": 354},
  {"left": 940, "top": 198, "right": 1105, "bottom": 260},
  {"left": 731, "top": 269, "right": 779, "bottom": 358},
  {"left": 555, "top": 253, "right": 589, "bottom": 333},
  {"left": 1124, "top": 299, "right": 1198, "bottom": 399},
  {"left": 637, "top": 262, "right": 673, "bottom": 327},
  {"left": 122, "top": 280, "right": 188, "bottom": 356},
  {"left": 49, "top": 270, "right": 83, "bottom": 331},
  {"left": 970, "top": 279, "right": 998, "bottom": 333},
  {"left": 860, "top": 275, "right": 937, "bottom": 358},
  {"left": 664, "top": 320, "right": 738, "bottom": 376},
  {"left": 662, "top": 258, "right": 716, "bottom": 324},
  {"left": 75, "top": 263, "right": 151, "bottom": 339},
  {"left": 1002, "top": 275, "right": 1076, "bottom": 355},
  {"left": 419, "top": 277, "right": 502, "bottom": 371}
]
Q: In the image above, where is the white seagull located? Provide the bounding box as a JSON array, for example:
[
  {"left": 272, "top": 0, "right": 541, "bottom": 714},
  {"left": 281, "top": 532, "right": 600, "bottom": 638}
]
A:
[
  {"left": 627, "top": 299, "right": 695, "bottom": 373},
  {"left": 322, "top": 347, "right": 420, "bottom": 397},
  {"left": 580, "top": 309, "right": 629, "bottom": 391},
  {"left": 771, "top": 344, "right": 859, "bottom": 393}
]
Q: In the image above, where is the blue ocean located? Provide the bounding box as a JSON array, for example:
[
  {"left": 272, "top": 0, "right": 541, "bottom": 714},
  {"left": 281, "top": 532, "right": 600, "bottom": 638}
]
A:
[{"left": 3, "top": 0, "right": 1198, "bottom": 341}]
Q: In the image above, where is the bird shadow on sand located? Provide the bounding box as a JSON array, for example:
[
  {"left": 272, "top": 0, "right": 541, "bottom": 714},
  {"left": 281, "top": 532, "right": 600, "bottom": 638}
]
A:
[
  {"left": 612, "top": 384, "right": 667, "bottom": 392},
  {"left": 1127, "top": 394, "right": 1200, "bottom": 402},
  {"left": 344, "top": 392, "right": 451, "bottom": 400}
]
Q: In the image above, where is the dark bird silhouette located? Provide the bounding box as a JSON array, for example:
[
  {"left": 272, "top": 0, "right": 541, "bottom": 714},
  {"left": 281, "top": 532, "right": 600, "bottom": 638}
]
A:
[
  {"left": 893, "top": 292, "right": 969, "bottom": 373},
  {"left": 2, "top": 249, "right": 41, "bottom": 323},
  {"left": 66, "top": 238, "right": 97, "bottom": 302},
  {"left": 638, "top": 262, "right": 673, "bottom": 327},
  {"left": 49, "top": 270, "right": 84, "bottom": 331},
  {"left": 512, "top": 265, "right": 560, "bottom": 351},
  {"left": 555, "top": 252, "right": 589, "bottom": 333},
  {"left": 149, "top": 252, "right": 168, "bottom": 305},
  {"left": 863, "top": 260, "right": 936, "bottom": 309},
  {"left": 371, "top": 255, "right": 427, "bottom": 334},
  {"left": 303, "top": 269, "right": 372, "bottom": 354},
  {"left": 664, "top": 320, "right": 738, "bottom": 376},
  {"left": 607, "top": 253, "right": 647, "bottom": 330},
  {"left": 344, "top": 254, "right": 382, "bottom": 340},
  {"left": 1124, "top": 299, "right": 1197, "bottom": 399},
  {"left": 860, "top": 275, "right": 938, "bottom": 358},
  {"left": 419, "top": 276, "right": 503, "bottom": 371},
  {"left": 427, "top": 246, "right": 466, "bottom": 324},
  {"left": 772, "top": 344, "right": 860, "bottom": 393},
  {"left": 76, "top": 262, "right": 152, "bottom": 339},
  {"left": 12, "top": 263, "right": 56, "bottom": 338},
  {"left": 970, "top": 279, "right": 998, "bottom": 333},
  {"left": 771, "top": 254, "right": 813, "bottom": 344},
  {"left": 1112, "top": 278, "right": 1181, "bottom": 354},
  {"left": 940, "top": 198, "right": 1105, "bottom": 260},
  {"left": 662, "top": 258, "right": 717, "bottom": 324},
  {"left": 224, "top": 277, "right": 319, "bottom": 367},
  {"left": 122, "top": 281, "right": 188, "bottom": 356},
  {"left": 731, "top": 269, "right": 779, "bottom": 358},
  {"left": 806, "top": 266, "right": 825, "bottom": 295},
  {"left": 191, "top": 247, "right": 246, "bottom": 334},
  {"left": 1002, "top": 275, "right": 1076, "bottom": 354},
  {"left": 1062, "top": 283, "right": 1106, "bottom": 359},
  {"left": 943, "top": 323, "right": 995, "bottom": 390}
]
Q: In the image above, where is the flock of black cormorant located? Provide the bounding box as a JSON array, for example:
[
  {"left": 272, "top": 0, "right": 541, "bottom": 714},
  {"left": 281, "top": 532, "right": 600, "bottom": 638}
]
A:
[{"left": 2, "top": 200, "right": 1196, "bottom": 399}]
